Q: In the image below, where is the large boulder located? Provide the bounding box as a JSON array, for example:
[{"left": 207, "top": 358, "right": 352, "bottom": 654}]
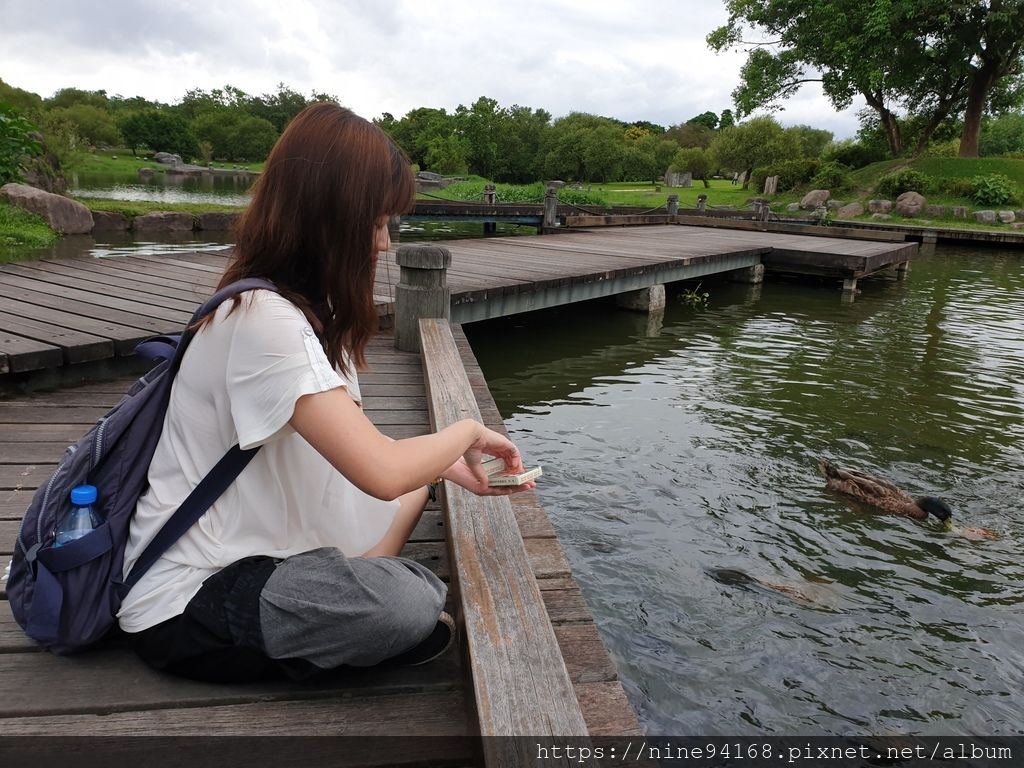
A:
[
  {"left": 953, "top": 206, "right": 969, "bottom": 219},
  {"left": 0, "top": 182, "right": 93, "bottom": 234},
  {"left": 868, "top": 199, "right": 893, "bottom": 214},
  {"left": 974, "top": 210, "right": 997, "bottom": 224},
  {"left": 132, "top": 212, "right": 194, "bottom": 232},
  {"left": 895, "top": 191, "right": 927, "bottom": 217},
  {"left": 786, "top": 202, "right": 802, "bottom": 212},
  {"left": 924, "top": 204, "right": 950, "bottom": 218},
  {"left": 997, "top": 210, "right": 1016, "bottom": 223},
  {"left": 836, "top": 202, "right": 864, "bottom": 219},
  {"left": 91, "top": 211, "right": 129, "bottom": 232},
  {"left": 800, "top": 189, "right": 830, "bottom": 210},
  {"left": 152, "top": 152, "right": 182, "bottom": 166},
  {"left": 198, "top": 211, "right": 241, "bottom": 231}
]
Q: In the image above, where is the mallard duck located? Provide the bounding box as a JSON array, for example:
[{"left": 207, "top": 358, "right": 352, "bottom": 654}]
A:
[
  {"left": 819, "top": 460, "right": 998, "bottom": 539},
  {"left": 706, "top": 568, "right": 815, "bottom": 604},
  {"left": 819, "top": 460, "right": 954, "bottom": 527}
]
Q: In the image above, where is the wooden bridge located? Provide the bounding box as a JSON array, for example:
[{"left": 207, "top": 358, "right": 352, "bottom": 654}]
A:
[{"left": 0, "top": 223, "right": 916, "bottom": 376}]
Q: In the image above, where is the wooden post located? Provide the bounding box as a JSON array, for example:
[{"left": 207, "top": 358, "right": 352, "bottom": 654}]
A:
[
  {"left": 696, "top": 194, "right": 707, "bottom": 213},
  {"left": 483, "top": 184, "right": 497, "bottom": 234},
  {"left": 543, "top": 182, "right": 559, "bottom": 232},
  {"left": 394, "top": 244, "right": 451, "bottom": 352},
  {"left": 666, "top": 194, "right": 679, "bottom": 216},
  {"left": 388, "top": 214, "right": 401, "bottom": 245}
]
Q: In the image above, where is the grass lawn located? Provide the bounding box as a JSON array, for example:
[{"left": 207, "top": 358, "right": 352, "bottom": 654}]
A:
[
  {"left": 77, "top": 197, "right": 244, "bottom": 217},
  {"left": 0, "top": 200, "right": 58, "bottom": 248}
]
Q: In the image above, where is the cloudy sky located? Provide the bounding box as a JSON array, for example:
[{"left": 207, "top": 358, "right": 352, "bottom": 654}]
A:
[{"left": 0, "top": 0, "right": 863, "bottom": 138}]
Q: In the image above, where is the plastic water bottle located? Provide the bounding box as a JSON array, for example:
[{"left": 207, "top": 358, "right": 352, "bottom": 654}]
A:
[{"left": 54, "top": 485, "right": 102, "bottom": 547}]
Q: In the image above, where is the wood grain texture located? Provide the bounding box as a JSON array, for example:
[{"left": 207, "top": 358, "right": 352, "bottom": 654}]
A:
[{"left": 419, "top": 318, "right": 589, "bottom": 740}]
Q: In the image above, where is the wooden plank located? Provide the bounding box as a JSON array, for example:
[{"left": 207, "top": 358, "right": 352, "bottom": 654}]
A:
[
  {"left": 541, "top": 587, "right": 593, "bottom": 625},
  {"left": 0, "top": 644, "right": 462, "bottom": 717},
  {"left": 0, "top": 330, "right": 63, "bottom": 372},
  {"left": 0, "top": 295, "right": 150, "bottom": 355},
  {"left": 36, "top": 258, "right": 211, "bottom": 300},
  {"left": 0, "top": 281, "right": 178, "bottom": 335},
  {"left": 574, "top": 681, "right": 645, "bottom": 737},
  {"left": 0, "top": 272, "right": 192, "bottom": 324},
  {"left": 0, "top": 464, "right": 54, "bottom": 490},
  {"left": 553, "top": 624, "right": 618, "bottom": 684},
  {"left": 0, "top": 691, "right": 475, "bottom": 740},
  {"left": 0, "top": 263, "right": 201, "bottom": 313},
  {"left": 419, "top": 318, "right": 588, "bottom": 742},
  {"left": 0, "top": 311, "right": 113, "bottom": 364}
]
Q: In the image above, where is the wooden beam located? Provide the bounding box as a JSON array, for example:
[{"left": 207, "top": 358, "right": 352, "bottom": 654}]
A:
[{"left": 418, "top": 318, "right": 589, "bottom": 751}]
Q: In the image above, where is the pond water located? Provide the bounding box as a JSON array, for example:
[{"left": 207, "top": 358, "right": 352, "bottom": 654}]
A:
[
  {"left": 465, "top": 245, "right": 1024, "bottom": 736},
  {"left": 69, "top": 171, "right": 257, "bottom": 207}
]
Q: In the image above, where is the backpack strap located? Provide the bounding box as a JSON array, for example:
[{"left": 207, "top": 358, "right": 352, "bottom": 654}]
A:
[
  {"left": 119, "top": 277, "right": 280, "bottom": 594},
  {"left": 121, "top": 445, "right": 259, "bottom": 592}
]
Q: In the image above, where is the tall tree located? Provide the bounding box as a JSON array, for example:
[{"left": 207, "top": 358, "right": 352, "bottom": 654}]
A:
[
  {"left": 706, "top": 0, "right": 971, "bottom": 158},
  {"left": 946, "top": 1, "right": 1024, "bottom": 156},
  {"left": 708, "top": 116, "right": 800, "bottom": 188}
]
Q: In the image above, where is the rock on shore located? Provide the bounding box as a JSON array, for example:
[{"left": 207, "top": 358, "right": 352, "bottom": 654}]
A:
[{"left": 0, "top": 182, "right": 93, "bottom": 234}]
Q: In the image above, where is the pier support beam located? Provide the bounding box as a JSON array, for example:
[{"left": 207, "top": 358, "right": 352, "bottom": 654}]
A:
[
  {"left": 394, "top": 244, "right": 451, "bottom": 352},
  {"left": 919, "top": 231, "right": 937, "bottom": 256},
  {"left": 728, "top": 263, "right": 765, "bottom": 284},
  {"left": 667, "top": 194, "right": 679, "bottom": 216},
  {"left": 842, "top": 277, "right": 859, "bottom": 295},
  {"left": 896, "top": 261, "right": 911, "bottom": 280},
  {"left": 615, "top": 284, "right": 665, "bottom": 314}
]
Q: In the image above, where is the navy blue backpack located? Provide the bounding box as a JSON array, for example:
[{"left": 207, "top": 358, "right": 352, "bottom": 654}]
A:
[{"left": 7, "top": 278, "right": 277, "bottom": 654}]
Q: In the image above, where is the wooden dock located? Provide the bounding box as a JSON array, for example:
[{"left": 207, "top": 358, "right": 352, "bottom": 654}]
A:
[
  {"left": 0, "top": 326, "right": 639, "bottom": 758},
  {"left": 0, "top": 224, "right": 915, "bottom": 375}
]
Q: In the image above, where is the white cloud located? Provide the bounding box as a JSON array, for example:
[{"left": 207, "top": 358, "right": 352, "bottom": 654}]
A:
[{"left": 0, "top": 0, "right": 860, "bottom": 137}]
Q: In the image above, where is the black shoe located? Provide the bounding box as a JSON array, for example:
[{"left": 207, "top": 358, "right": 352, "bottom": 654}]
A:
[{"left": 389, "top": 611, "right": 456, "bottom": 666}]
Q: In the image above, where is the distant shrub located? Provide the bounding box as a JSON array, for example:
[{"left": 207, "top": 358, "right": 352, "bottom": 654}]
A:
[
  {"left": 809, "top": 161, "right": 852, "bottom": 192},
  {"left": 936, "top": 176, "right": 974, "bottom": 198},
  {"left": 442, "top": 180, "right": 607, "bottom": 207},
  {"left": 752, "top": 158, "right": 820, "bottom": 192},
  {"left": 969, "top": 173, "right": 1019, "bottom": 206},
  {"left": 821, "top": 139, "right": 886, "bottom": 169},
  {"left": 877, "top": 169, "right": 932, "bottom": 198},
  {"left": 925, "top": 139, "right": 960, "bottom": 158}
]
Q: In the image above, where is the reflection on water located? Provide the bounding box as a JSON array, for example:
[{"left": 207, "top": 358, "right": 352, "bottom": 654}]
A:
[
  {"left": 467, "top": 245, "right": 1024, "bottom": 735},
  {"left": 69, "top": 171, "right": 255, "bottom": 207}
]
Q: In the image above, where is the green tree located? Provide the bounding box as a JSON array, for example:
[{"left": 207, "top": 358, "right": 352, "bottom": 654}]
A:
[
  {"left": 980, "top": 111, "right": 1024, "bottom": 155},
  {"left": 688, "top": 111, "right": 720, "bottom": 130},
  {"left": 192, "top": 110, "right": 276, "bottom": 161},
  {"left": 708, "top": 116, "right": 800, "bottom": 189},
  {"left": 45, "top": 87, "right": 109, "bottom": 110},
  {"left": 117, "top": 109, "right": 197, "bottom": 158},
  {"left": 0, "top": 79, "right": 43, "bottom": 115},
  {"left": 51, "top": 104, "right": 122, "bottom": 147},
  {"left": 425, "top": 134, "right": 470, "bottom": 175},
  {"left": 248, "top": 83, "right": 316, "bottom": 132},
  {"left": 671, "top": 147, "right": 712, "bottom": 187},
  {"left": 381, "top": 107, "right": 455, "bottom": 169},
  {"left": 583, "top": 124, "right": 627, "bottom": 182},
  {"left": 456, "top": 96, "right": 502, "bottom": 179},
  {"left": 719, "top": 108, "right": 735, "bottom": 129},
  {"left": 785, "top": 124, "right": 833, "bottom": 158},
  {"left": 707, "top": 0, "right": 972, "bottom": 157},
  {"left": 0, "top": 105, "right": 42, "bottom": 185},
  {"left": 664, "top": 121, "right": 713, "bottom": 149}
]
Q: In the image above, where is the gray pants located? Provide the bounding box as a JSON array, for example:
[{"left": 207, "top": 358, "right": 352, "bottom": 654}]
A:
[{"left": 259, "top": 548, "right": 448, "bottom": 669}]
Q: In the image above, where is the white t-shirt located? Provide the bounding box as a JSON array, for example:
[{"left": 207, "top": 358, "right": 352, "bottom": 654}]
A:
[{"left": 118, "top": 290, "right": 399, "bottom": 633}]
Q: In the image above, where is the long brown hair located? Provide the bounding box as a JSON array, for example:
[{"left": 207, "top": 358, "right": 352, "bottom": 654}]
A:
[{"left": 212, "top": 102, "right": 414, "bottom": 375}]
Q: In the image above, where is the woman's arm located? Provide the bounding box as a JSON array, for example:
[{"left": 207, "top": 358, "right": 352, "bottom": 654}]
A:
[{"left": 290, "top": 386, "right": 524, "bottom": 501}]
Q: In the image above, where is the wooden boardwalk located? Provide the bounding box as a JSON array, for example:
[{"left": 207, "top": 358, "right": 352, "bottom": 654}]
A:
[
  {"left": 0, "top": 224, "right": 915, "bottom": 375},
  {"left": 0, "top": 328, "right": 639, "bottom": 751}
]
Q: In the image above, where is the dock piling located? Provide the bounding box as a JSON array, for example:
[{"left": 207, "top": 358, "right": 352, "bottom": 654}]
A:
[
  {"left": 696, "top": 194, "right": 707, "bottom": 213},
  {"left": 483, "top": 184, "right": 497, "bottom": 234},
  {"left": 728, "top": 263, "right": 765, "bottom": 284},
  {"left": 394, "top": 244, "right": 452, "bottom": 352},
  {"left": 920, "top": 231, "right": 937, "bottom": 256},
  {"left": 667, "top": 194, "right": 679, "bottom": 216},
  {"left": 543, "top": 183, "right": 559, "bottom": 232}
]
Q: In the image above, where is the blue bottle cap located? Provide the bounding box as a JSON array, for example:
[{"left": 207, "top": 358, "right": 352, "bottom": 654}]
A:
[{"left": 70, "top": 485, "right": 98, "bottom": 505}]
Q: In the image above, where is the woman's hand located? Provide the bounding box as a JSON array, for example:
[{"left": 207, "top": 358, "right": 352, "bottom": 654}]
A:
[
  {"left": 442, "top": 456, "right": 537, "bottom": 496},
  {"left": 461, "top": 423, "right": 526, "bottom": 486}
]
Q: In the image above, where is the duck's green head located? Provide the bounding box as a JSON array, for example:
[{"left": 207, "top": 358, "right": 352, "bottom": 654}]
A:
[{"left": 916, "top": 496, "right": 954, "bottom": 530}]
